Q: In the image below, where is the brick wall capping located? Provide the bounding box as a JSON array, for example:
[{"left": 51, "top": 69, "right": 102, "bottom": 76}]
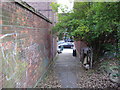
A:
[{"left": 13, "top": 0, "right": 52, "bottom": 24}]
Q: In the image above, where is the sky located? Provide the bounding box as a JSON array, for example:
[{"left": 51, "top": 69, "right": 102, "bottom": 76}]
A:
[{"left": 57, "top": 0, "right": 74, "bottom": 13}]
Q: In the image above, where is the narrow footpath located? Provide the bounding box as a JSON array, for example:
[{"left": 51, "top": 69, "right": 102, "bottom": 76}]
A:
[
  {"left": 54, "top": 49, "right": 81, "bottom": 88},
  {"left": 36, "top": 49, "right": 119, "bottom": 88}
]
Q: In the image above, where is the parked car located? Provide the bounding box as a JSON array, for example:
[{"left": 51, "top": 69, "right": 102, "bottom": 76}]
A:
[
  {"left": 58, "top": 42, "right": 74, "bottom": 48},
  {"left": 57, "top": 40, "right": 65, "bottom": 45},
  {"left": 57, "top": 44, "right": 64, "bottom": 54},
  {"left": 57, "top": 47, "right": 62, "bottom": 54}
]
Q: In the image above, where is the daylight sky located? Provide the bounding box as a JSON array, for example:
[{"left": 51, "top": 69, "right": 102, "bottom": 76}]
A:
[{"left": 57, "top": 0, "right": 74, "bottom": 13}]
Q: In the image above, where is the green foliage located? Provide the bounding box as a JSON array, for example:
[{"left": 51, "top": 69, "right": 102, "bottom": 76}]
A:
[
  {"left": 50, "top": 2, "right": 60, "bottom": 12},
  {"left": 50, "top": 2, "right": 69, "bottom": 13},
  {"left": 72, "top": 25, "right": 89, "bottom": 41},
  {"left": 52, "top": 2, "right": 120, "bottom": 59}
]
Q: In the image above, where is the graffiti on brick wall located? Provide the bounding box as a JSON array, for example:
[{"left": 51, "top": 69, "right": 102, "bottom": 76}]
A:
[
  {"left": 0, "top": 1, "right": 56, "bottom": 88},
  {"left": 0, "top": 32, "right": 44, "bottom": 87},
  {"left": 0, "top": 33, "right": 27, "bottom": 84},
  {"left": 0, "top": 30, "right": 51, "bottom": 87}
]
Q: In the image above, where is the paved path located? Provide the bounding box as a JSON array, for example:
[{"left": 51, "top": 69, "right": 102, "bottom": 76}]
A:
[
  {"left": 36, "top": 48, "right": 119, "bottom": 88},
  {"left": 54, "top": 49, "right": 81, "bottom": 88}
]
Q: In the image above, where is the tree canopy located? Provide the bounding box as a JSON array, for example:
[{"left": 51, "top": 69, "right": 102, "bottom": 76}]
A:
[{"left": 51, "top": 2, "right": 120, "bottom": 60}]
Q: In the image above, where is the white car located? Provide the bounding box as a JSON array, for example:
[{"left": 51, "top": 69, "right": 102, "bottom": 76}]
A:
[
  {"left": 57, "top": 40, "right": 65, "bottom": 45},
  {"left": 58, "top": 42, "right": 74, "bottom": 48}
]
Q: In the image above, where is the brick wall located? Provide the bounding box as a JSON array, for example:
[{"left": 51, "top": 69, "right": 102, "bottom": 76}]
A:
[
  {"left": 27, "top": 2, "right": 51, "bottom": 18},
  {"left": 0, "top": 1, "right": 56, "bottom": 88},
  {"left": 74, "top": 41, "right": 87, "bottom": 59},
  {"left": 27, "top": 2, "right": 58, "bottom": 25}
]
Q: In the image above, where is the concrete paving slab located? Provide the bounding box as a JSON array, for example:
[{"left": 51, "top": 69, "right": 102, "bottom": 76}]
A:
[{"left": 54, "top": 48, "right": 81, "bottom": 88}]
